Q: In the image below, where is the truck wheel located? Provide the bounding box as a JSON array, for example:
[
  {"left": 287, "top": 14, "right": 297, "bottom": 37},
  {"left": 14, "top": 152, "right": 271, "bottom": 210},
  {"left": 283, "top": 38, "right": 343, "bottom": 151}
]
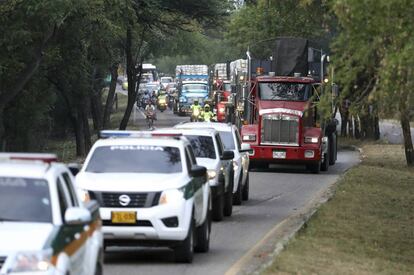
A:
[
  {"left": 233, "top": 171, "right": 243, "bottom": 205},
  {"left": 329, "top": 134, "right": 337, "bottom": 165},
  {"left": 307, "top": 162, "right": 320, "bottom": 174},
  {"left": 212, "top": 193, "right": 224, "bottom": 221},
  {"left": 194, "top": 201, "right": 211, "bottom": 253},
  {"left": 174, "top": 218, "right": 194, "bottom": 263},
  {"left": 223, "top": 172, "right": 234, "bottom": 217},
  {"left": 242, "top": 173, "right": 249, "bottom": 201},
  {"left": 321, "top": 152, "right": 329, "bottom": 172}
]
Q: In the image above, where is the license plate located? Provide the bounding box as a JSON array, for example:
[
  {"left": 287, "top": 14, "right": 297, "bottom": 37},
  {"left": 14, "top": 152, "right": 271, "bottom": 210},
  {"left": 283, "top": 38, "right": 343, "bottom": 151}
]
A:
[
  {"left": 273, "top": 150, "right": 286, "bottom": 159},
  {"left": 111, "top": 211, "right": 136, "bottom": 224}
]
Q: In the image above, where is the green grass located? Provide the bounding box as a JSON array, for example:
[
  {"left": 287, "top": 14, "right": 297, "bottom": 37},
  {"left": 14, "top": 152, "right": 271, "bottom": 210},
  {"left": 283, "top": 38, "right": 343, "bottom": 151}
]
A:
[{"left": 265, "top": 143, "right": 414, "bottom": 274}]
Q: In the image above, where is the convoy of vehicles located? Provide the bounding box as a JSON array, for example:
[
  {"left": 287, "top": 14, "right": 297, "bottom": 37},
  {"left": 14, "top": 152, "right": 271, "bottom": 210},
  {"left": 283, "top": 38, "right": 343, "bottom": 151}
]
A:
[
  {"left": 0, "top": 153, "right": 103, "bottom": 275},
  {"left": 1, "top": 36, "right": 338, "bottom": 273}
]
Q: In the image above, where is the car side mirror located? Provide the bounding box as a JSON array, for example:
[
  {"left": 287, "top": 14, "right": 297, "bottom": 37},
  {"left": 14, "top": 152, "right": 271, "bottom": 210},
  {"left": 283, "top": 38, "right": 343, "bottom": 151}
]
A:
[
  {"left": 240, "top": 143, "right": 253, "bottom": 154},
  {"left": 221, "top": 151, "right": 234, "bottom": 160},
  {"left": 64, "top": 207, "right": 92, "bottom": 225},
  {"left": 190, "top": 165, "right": 207, "bottom": 178}
]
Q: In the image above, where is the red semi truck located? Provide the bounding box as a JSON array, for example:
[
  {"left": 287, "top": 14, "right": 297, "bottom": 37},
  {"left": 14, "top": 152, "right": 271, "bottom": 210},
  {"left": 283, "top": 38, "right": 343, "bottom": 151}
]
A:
[{"left": 240, "top": 37, "right": 338, "bottom": 173}]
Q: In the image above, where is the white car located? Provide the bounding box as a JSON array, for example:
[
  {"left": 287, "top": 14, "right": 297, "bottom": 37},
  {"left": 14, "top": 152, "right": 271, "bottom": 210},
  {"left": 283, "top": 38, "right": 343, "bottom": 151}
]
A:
[
  {"left": 160, "top": 77, "right": 174, "bottom": 90},
  {"left": 155, "top": 128, "right": 235, "bottom": 221},
  {"left": 0, "top": 153, "right": 103, "bottom": 275},
  {"left": 175, "top": 122, "right": 252, "bottom": 204},
  {"left": 76, "top": 131, "right": 211, "bottom": 263}
]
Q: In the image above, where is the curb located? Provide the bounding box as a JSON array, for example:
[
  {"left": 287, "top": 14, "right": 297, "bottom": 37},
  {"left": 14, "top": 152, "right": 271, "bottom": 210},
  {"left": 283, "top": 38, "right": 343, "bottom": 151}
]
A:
[{"left": 225, "top": 151, "right": 361, "bottom": 275}]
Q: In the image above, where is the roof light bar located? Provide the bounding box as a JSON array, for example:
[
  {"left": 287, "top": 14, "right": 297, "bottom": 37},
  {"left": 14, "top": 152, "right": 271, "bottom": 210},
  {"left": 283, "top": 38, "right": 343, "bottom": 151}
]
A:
[
  {"left": 0, "top": 153, "right": 58, "bottom": 163},
  {"left": 99, "top": 130, "right": 182, "bottom": 139}
]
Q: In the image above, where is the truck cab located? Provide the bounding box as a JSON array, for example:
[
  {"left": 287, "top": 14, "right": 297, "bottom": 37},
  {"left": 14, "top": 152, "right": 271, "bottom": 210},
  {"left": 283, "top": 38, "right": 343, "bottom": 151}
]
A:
[{"left": 240, "top": 37, "right": 338, "bottom": 173}]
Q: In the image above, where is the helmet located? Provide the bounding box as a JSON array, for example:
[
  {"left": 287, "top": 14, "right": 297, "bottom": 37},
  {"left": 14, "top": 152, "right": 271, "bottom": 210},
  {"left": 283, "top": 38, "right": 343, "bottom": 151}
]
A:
[
  {"left": 194, "top": 100, "right": 199, "bottom": 105},
  {"left": 204, "top": 104, "right": 210, "bottom": 111}
]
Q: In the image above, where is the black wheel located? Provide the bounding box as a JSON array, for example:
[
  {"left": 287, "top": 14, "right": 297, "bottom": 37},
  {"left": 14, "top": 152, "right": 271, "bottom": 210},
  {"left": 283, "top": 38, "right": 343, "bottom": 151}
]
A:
[
  {"left": 233, "top": 171, "right": 243, "bottom": 205},
  {"left": 212, "top": 192, "right": 224, "bottom": 221},
  {"left": 94, "top": 250, "right": 103, "bottom": 275},
  {"left": 223, "top": 171, "right": 234, "bottom": 217},
  {"left": 242, "top": 173, "right": 249, "bottom": 201},
  {"left": 307, "top": 161, "right": 321, "bottom": 174},
  {"left": 321, "top": 151, "right": 329, "bottom": 172},
  {"left": 195, "top": 200, "right": 211, "bottom": 253},
  {"left": 174, "top": 218, "right": 194, "bottom": 263}
]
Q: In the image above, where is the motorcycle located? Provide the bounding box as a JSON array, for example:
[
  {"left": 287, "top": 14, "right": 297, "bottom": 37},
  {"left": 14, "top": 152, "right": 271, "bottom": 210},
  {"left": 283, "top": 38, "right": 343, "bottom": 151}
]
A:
[{"left": 146, "top": 111, "right": 155, "bottom": 129}]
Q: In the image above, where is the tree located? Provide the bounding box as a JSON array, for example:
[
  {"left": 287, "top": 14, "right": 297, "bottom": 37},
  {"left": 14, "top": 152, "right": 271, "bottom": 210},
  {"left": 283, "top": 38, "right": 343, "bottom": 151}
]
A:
[
  {"left": 332, "top": 0, "right": 414, "bottom": 165},
  {"left": 0, "top": 0, "right": 75, "bottom": 149}
]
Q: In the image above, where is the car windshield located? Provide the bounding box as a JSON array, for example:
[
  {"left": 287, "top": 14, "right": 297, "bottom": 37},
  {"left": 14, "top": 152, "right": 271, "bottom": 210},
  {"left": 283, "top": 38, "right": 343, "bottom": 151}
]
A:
[
  {"left": 0, "top": 177, "right": 52, "bottom": 223},
  {"left": 184, "top": 135, "right": 216, "bottom": 159},
  {"left": 259, "top": 82, "right": 310, "bottom": 101},
  {"left": 219, "top": 131, "right": 235, "bottom": 150},
  {"left": 162, "top": 78, "right": 172, "bottom": 83},
  {"left": 86, "top": 146, "right": 182, "bottom": 173},
  {"left": 183, "top": 84, "right": 208, "bottom": 93}
]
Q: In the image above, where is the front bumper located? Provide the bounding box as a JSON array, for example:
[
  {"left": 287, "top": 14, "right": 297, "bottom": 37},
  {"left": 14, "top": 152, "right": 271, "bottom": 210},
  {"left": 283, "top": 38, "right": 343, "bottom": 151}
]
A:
[
  {"left": 99, "top": 199, "right": 192, "bottom": 243},
  {"left": 249, "top": 145, "right": 321, "bottom": 164}
]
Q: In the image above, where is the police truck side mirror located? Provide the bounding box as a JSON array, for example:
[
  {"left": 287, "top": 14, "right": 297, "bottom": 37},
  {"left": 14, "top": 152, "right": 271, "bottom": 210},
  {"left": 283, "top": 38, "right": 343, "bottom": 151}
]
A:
[
  {"left": 65, "top": 207, "right": 92, "bottom": 225},
  {"left": 221, "top": 151, "right": 235, "bottom": 160},
  {"left": 190, "top": 165, "right": 207, "bottom": 178}
]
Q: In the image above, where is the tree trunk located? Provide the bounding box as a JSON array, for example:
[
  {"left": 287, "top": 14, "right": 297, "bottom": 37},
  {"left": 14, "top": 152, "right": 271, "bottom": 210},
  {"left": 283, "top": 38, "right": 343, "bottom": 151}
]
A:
[
  {"left": 89, "top": 67, "right": 104, "bottom": 131},
  {"left": 400, "top": 103, "right": 414, "bottom": 166},
  {"left": 81, "top": 102, "right": 92, "bottom": 153},
  {"left": 103, "top": 63, "right": 119, "bottom": 128},
  {"left": 73, "top": 109, "right": 86, "bottom": 157},
  {"left": 119, "top": 25, "right": 137, "bottom": 130},
  {"left": 0, "top": 107, "right": 6, "bottom": 151}
]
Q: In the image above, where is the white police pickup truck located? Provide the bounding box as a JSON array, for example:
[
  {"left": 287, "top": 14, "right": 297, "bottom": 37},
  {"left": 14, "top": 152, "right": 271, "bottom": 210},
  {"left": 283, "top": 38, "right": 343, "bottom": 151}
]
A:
[
  {"left": 76, "top": 131, "right": 211, "bottom": 263},
  {"left": 175, "top": 122, "right": 252, "bottom": 205},
  {"left": 0, "top": 153, "right": 103, "bottom": 275},
  {"left": 155, "top": 128, "right": 235, "bottom": 221}
]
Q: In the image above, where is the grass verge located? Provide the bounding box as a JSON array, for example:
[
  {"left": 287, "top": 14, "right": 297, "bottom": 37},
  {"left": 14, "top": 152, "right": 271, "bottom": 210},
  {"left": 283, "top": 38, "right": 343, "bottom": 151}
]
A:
[{"left": 265, "top": 143, "right": 414, "bottom": 274}]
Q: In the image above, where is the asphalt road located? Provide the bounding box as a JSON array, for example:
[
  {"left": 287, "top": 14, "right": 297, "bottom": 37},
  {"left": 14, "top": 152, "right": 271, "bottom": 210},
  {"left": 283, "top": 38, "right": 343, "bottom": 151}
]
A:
[{"left": 103, "top": 107, "right": 360, "bottom": 275}]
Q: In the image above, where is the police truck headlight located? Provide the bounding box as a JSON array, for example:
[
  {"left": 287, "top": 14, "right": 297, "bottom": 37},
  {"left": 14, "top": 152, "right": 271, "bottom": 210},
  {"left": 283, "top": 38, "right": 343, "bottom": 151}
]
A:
[
  {"left": 8, "top": 250, "right": 54, "bottom": 273},
  {"left": 207, "top": 170, "right": 217, "bottom": 180},
  {"left": 242, "top": 134, "right": 256, "bottom": 141},
  {"left": 159, "top": 188, "right": 184, "bottom": 205},
  {"left": 304, "top": 136, "right": 319, "bottom": 143}
]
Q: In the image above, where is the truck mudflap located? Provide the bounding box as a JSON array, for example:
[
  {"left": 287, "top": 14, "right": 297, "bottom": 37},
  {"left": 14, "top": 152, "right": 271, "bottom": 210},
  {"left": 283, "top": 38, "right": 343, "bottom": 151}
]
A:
[{"left": 249, "top": 145, "right": 321, "bottom": 164}]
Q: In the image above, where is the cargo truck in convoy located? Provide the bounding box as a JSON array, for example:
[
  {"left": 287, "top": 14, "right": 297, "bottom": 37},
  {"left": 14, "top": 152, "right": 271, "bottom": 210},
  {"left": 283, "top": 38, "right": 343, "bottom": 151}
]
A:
[
  {"left": 175, "top": 65, "right": 210, "bottom": 116},
  {"left": 240, "top": 37, "right": 338, "bottom": 173}
]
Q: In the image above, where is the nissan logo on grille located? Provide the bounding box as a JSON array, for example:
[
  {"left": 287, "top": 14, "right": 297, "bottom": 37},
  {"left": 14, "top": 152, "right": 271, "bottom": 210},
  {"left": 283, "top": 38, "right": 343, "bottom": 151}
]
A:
[{"left": 119, "top": 194, "right": 131, "bottom": 206}]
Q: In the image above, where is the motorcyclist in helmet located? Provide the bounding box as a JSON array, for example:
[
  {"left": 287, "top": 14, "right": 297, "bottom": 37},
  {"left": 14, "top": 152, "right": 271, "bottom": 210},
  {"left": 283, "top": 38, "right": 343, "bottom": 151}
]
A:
[
  {"left": 190, "top": 100, "right": 202, "bottom": 121},
  {"left": 202, "top": 104, "right": 215, "bottom": 122}
]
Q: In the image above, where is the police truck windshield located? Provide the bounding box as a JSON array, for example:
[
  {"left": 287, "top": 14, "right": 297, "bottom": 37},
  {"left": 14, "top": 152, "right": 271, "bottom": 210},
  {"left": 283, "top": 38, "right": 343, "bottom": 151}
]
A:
[
  {"left": 86, "top": 146, "right": 182, "bottom": 173},
  {"left": 259, "top": 82, "right": 311, "bottom": 101},
  {"left": 0, "top": 177, "right": 52, "bottom": 223}
]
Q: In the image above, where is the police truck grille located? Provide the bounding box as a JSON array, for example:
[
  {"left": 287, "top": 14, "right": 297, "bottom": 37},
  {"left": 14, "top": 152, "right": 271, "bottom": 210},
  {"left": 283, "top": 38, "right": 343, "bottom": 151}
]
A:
[
  {"left": 261, "top": 114, "right": 299, "bottom": 146},
  {"left": 89, "top": 191, "right": 161, "bottom": 208}
]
